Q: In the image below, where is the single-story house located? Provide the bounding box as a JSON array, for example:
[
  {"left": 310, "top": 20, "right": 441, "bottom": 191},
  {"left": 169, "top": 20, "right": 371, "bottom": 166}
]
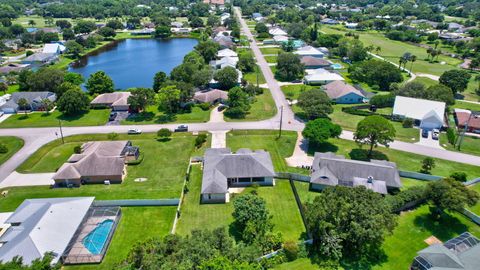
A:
[
  {"left": 210, "top": 56, "right": 238, "bottom": 69},
  {"left": 220, "top": 13, "right": 230, "bottom": 24},
  {"left": 193, "top": 89, "right": 228, "bottom": 104},
  {"left": 294, "top": 46, "right": 324, "bottom": 58},
  {"left": 171, "top": 22, "right": 183, "bottom": 28},
  {"left": 392, "top": 96, "right": 446, "bottom": 130},
  {"left": 0, "top": 197, "right": 95, "bottom": 265},
  {"left": 268, "top": 27, "right": 288, "bottom": 36},
  {"left": 214, "top": 35, "right": 235, "bottom": 49},
  {"left": 310, "top": 152, "right": 402, "bottom": 194},
  {"left": 0, "top": 63, "right": 30, "bottom": 74},
  {"left": 217, "top": 48, "right": 238, "bottom": 58},
  {"left": 321, "top": 18, "right": 339, "bottom": 25},
  {"left": 22, "top": 52, "right": 57, "bottom": 65},
  {"left": 323, "top": 81, "right": 371, "bottom": 104},
  {"left": 411, "top": 232, "right": 480, "bottom": 270},
  {"left": 201, "top": 148, "right": 275, "bottom": 203},
  {"left": 171, "top": 27, "right": 192, "bottom": 34},
  {"left": 301, "top": 56, "right": 331, "bottom": 69},
  {"left": 252, "top": 13, "right": 262, "bottom": 19},
  {"left": 42, "top": 43, "right": 65, "bottom": 55},
  {"left": 448, "top": 22, "right": 464, "bottom": 31},
  {"left": 345, "top": 22, "right": 358, "bottom": 29},
  {"left": 90, "top": 92, "right": 131, "bottom": 111},
  {"left": 203, "top": 0, "right": 225, "bottom": 6},
  {"left": 454, "top": 109, "right": 480, "bottom": 133},
  {"left": 0, "top": 92, "right": 56, "bottom": 114},
  {"left": 273, "top": 35, "right": 289, "bottom": 43},
  {"left": 53, "top": 141, "right": 139, "bottom": 186},
  {"left": 304, "top": 68, "right": 344, "bottom": 85}
]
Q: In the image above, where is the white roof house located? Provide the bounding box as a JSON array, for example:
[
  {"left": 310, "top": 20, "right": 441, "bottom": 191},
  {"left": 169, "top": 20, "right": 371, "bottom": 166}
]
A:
[
  {"left": 304, "top": 69, "right": 344, "bottom": 85},
  {"left": 210, "top": 56, "right": 239, "bottom": 69},
  {"left": 0, "top": 197, "right": 95, "bottom": 265},
  {"left": 268, "top": 28, "right": 288, "bottom": 36},
  {"left": 42, "top": 43, "right": 65, "bottom": 54},
  {"left": 294, "top": 46, "right": 324, "bottom": 58},
  {"left": 273, "top": 35, "right": 289, "bottom": 43},
  {"left": 392, "top": 96, "right": 446, "bottom": 129},
  {"left": 217, "top": 48, "right": 238, "bottom": 58}
]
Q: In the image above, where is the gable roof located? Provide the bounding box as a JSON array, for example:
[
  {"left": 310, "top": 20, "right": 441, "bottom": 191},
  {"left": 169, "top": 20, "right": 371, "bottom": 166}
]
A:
[
  {"left": 300, "top": 56, "right": 331, "bottom": 67},
  {"left": 0, "top": 197, "right": 94, "bottom": 265},
  {"left": 217, "top": 48, "right": 238, "bottom": 58},
  {"left": 90, "top": 92, "right": 131, "bottom": 107},
  {"left": 393, "top": 96, "right": 445, "bottom": 122},
  {"left": 22, "top": 52, "right": 56, "bottom": 62},
  {"left": 304, "top": 69, "right": 344, "bottom": 82},
  {"left": 194, "top": 89, "right": 228, "bottom": 103},
  {"left": 323, "top": 81, "right": 366, "bottom": 99},
  {"left": 0, "top": 92, "right": 56, "bottom": 110},
  {"left": 201, "top": 148, "right": 275, "bottom": 194},
  {"left": 268, "top": 28, "right": 288, "bottom": 36},
  {"left": 310, "top": 152, "right": 402, "bottom": 192},
  {"left": 294, "top": 46, "right": 324, "bottom": 57},
  {"left": 42, "top": 43, "right": 63, "bottom": 54}
]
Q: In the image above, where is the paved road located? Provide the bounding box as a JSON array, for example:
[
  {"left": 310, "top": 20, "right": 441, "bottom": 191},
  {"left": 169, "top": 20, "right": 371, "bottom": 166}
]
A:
[{"left": 0, "top": 9, "right": 480, "bottom": 184}]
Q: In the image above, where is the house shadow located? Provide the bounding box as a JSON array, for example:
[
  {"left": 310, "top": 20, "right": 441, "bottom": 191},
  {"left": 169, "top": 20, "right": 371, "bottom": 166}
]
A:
[
  {"left": 307, "top": 141, "right": 339, "bottom": 156},
  {"left": 303, "top": 245, "right": 387, "bottom": 270},
  {"left": 413, "top": 211, "right": 469, "bottom": 241},
  {"left": 349, "top": 149, "right": 389, "bottom": 162}
]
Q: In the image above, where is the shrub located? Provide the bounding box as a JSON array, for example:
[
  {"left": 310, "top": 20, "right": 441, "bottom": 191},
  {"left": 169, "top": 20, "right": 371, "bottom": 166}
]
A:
[
  {"left": 195, "top": 134, "right": 207, "bottom": 148},
  {"left": 385, "top": 186, "right": 427, "bottom": 212},
  {"left": 257, "top": 32, "right": 270, "bottom": 38},
  {"left": 73, "top": 145, "right": 81, "bottom": 154},
  {"left": 369, "top": 93, "right": 395, "bottom": 108},
  {"left": 283, "top": 241, "right": 299, "bottom": 261},
  {"left": 127, "top": 153, "right": 144, "bottom": 165},
  {"left": 198, "top": 102, "right": 211, "bottom": 111},
  {"left": 107, "top": 132, "right": 118, "bottom": 140},
  {"left": 450, "top": 172, "right": 467, "bottom": 182},
  {"left": 157, "top": 128, "right": 172, "bottom": 138},
  {"left": 0, "top": 143, "right": 7, "bottom": 154},
  {"left": 446, "top": 128, "right": 456, "bottom": 145},
  {"left": 402, "top": 118, "right": 413, "bottom": 128},
  {"left": 25, "top": 50, "right": 34, "bottom": 56}
]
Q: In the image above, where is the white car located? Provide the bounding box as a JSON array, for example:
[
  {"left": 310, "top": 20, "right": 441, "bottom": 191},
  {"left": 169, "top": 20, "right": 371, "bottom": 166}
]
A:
[
  {"left": 432, "top": 129, "right": 440, "bottom": 140},
  {"left": 128, "top": 128, "right": 142, "bottom": 134}
]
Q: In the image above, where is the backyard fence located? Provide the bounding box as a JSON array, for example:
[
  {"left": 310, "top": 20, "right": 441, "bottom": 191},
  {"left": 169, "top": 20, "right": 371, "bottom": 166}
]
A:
[
  {"left": 275, "top": 172, "right": 311, "bottom": 182},
  {"left": 93, "top": 199, "right": 179, "bottom": 207},
  {"left": 171, "top": 160, "right": 194, "bottom": 234},
  {"left": 399, "top": 171, "right": 443, "bottom": 181},
  {"left": 461, "top": 208, "right": 480, "bottom": 226},
  {"left": 464, "top": 178, "right": 480, "bottom": 186}
]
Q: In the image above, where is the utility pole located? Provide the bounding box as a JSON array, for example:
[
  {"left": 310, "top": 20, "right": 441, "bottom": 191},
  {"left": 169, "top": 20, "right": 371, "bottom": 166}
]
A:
[
  {"left": 58, "top": 120, "right": 64, "bottom": 144},
  {"left": 278, "top": 106, "right": 283, "bottom": 138},
  {"left": 457, "top": 111, "right": 479, "bottom": 150}
]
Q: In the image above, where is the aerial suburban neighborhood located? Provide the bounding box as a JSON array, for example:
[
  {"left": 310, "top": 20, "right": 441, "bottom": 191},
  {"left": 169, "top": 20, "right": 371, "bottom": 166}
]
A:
[{"left": 0, "top": 0, "right": 480, "bottom": 269}]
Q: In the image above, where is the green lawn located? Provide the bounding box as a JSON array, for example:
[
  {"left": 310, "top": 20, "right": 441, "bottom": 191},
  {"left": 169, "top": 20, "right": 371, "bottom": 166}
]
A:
[
  {"left": 65, "top": 206, "right": 176, "bottom": 270},
  {"left": 280, "top": 85, "right": 316, "bottom": 100},
  {"left": 440, "top": 134, "right": 480, "bottom": 156},
  {"left": 260, "top": 47, "right": 282, "bottom": 55},
  {"left": 0, "top": 109, "right": 110, "bottom": 128},
  {"left": 0, "top": 133, "right": 208, "bottom": 212},
  {"left": 454, "top": 100, "right": 480, "bottom": 112},
  {"left": 225, "top": 90, "right": 277, "bottom": 122},
  {"left": 0, "top": 136, "right": 24, "bottom": 166},
  {"left": 265, "top": 55, "right": 278, "bottom": 63},
  {"left": 121, "top": 105, "right": 211, "bottom": 124},
  {"left": 6, "top": 84, "right": 19, "bottom": 94},
  {"left": 413, "top": 76, "right": 438, "bottom": 87},
  {"left": 243, "top": 65, "right": 267, "bottom": 85},
  {"left": 468, "top": 184, "right": 480, "bottom": 215}
]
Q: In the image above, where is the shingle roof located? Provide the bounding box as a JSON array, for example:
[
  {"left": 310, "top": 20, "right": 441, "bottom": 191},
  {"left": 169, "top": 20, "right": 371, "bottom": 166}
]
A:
[
  {"left": 300, "top": 56, "right": 331, "bottom": 67},
  {"left": 323, "top": 80, "right": 366, "bottom": 99},
  {"left": 90, "top": 92, "right": 131, "bottom": 107},
  {"left": 310, "top": 152, "right": 402, "bottom": 191},
  {"left": 22, "top": 52, "right": 56, "bottom": 62},
  {"left": 0, "top": 92, "right": 56, "bottom": 110},
  {"left": 194, "top": 89, "right": 228, "bottom": 103},
  {"left": 201, "top": 148, "right": 275, "bottom": 194},
  {"left": 0, "top": 197, "right": 94, "bottom": 265}
]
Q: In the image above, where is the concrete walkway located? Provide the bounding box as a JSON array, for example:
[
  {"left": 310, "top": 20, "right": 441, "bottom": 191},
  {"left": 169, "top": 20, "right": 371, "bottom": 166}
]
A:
[
  {"left": 210, "top": 130, "right": 228, "bottom": 148},
  {"left": 416, "top": 73, "right": 440, "bottom": 81},
  {"left": 209, "top": 105, "right": 225, "bottom": 123},
  {"left": 0, "top": 171, "right": 54, "bottom": 189},
  {"left": 0, "top": 114, "right": 11, "bottom": 123},
  {"left": 285, "top": 132, "right": 314, "bottom": 167}
]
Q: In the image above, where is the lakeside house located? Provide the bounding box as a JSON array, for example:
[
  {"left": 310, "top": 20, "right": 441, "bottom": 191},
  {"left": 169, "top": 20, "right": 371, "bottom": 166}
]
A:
[
  {"left": 392, "top": 96, "right": 446, "bottom": 130},
  {"left": 323, "top": 81, "right": 371, "bottom": 104},
  {"left": 214, "top": 35, "right": 235, "bottom": 49},
  {"left": 309, "top": 152, "right": 402, "bottom": 194},
  {"left": 42, "top": 43, "right": 65, "bottom": 55},
  {"left": 411, "top": 232, "right": 480, "bottom": 270},
  {"left": 217, "top": 48, "right": 238, "bottom": 58},
  {"left": 22, "top": 52, "right": 57, "bottom": 65},
  {"left": 304, "top": 68, "right": 344, "bottom": 85},
  {"left": 53, "top": 141, "right": 139, "bottom": 186},
  {"left": 0, "top": 92, "right": 56, "bottom": 114},
  {"left": 0, "top": 63, "right": 30, "bottom": 74},
  {"left": 90, "top": 92, "right": 131, "bottom": 111},
  {"left": 210, "top": 56, "right": 238, "bottom": 69},
  {"left": 193, "top": 89, "right": 228, "bottom": 104},
  {"left": 201, "top": 148, "right": 275, "bottom": 203}
]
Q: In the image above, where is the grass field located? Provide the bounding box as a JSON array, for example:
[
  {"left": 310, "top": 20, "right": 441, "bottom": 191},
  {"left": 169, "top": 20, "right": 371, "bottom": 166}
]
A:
[
  {"left": 0, "top": 133, "right": 208, "bottom": 212},
  {"left": 468, "top": 184, "right": 480, "bottom": 215},
  {"left": 260, "top": 47, "right": 282, "bottom": 55},
  {"left": 413, "top": 76, "right": 438, "bottom": 87},
  {"left": 454, "top": 100, "right": 480, "bottom": 111},
  {"left": 265, "top": 55, "right": 278, "bottom": 63},
  {"left": 121, "top": 105, "right": 211, "bottom": 124},
  {"left": 0, "top": 109, "right": 110, "bottom": 128},
  {"left": 0, "top": 136, "right": 24, "bottom": 166},
  {"left": 243, "top": 65, "right": 267, "bottom": 85},
  {"left": 225, "top": 90, "right": 277, "bottom": 122},
  {"left": 65, "top": 206, "right": 176, "bottom": 270},
  {"left": 440, "top": 134, "right": 480, "bottom": 156}
]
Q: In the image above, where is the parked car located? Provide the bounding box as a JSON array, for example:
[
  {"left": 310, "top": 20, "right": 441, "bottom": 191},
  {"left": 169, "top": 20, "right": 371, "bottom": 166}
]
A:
[
  {"left": 109, "top": 112, "right": 117, "bottom": 121},
  {"left": 128, "top": 128, "right": 142, "bottom": 134},
  {"left": 175, "top": 125, "right": 188, "bottom": 132},
  {"left": 421, "top": 129, "right": 429, "bottom": 138},
  {"left": 432, "top": 129, "right": 440, "bottom": 140}
]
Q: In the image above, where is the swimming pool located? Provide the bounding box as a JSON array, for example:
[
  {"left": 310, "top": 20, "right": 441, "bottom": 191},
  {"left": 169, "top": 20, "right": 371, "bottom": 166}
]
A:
[
  {"left": 331, "top": 63, "right": 343, "bottom": 70},
  {"left": 82, "top": 219, "right": 114, "bottom": 255}
]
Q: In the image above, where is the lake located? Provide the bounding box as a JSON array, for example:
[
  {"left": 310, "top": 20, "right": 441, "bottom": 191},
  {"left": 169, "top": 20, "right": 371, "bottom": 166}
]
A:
[{"left": 68, "top": 38, "right": 198, "bottom": 89}]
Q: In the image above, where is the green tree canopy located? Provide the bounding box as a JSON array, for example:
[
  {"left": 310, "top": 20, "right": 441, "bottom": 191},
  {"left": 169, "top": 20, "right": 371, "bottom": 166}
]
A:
[
  {"left": 73, "top": 20, "right": 96, "bottom": 34},
  {"left": 233, "top": 192, "right": 273, "bottom": 244},
  {"left": 214, "top": 67, "right": 238, "bottom": 90},
  {"left": 439, "top": 69, "right": 472, "bottom": 94},
  {"left": 354, "top": 115, "right": 396, "bottom": 158},
  {"left": 157, "top": 85, "right": 181, "bottom": 113},
  {"left": 154, "top": 26, "right": 171, "bottom": 38},
  {"left": 302, "top": 118, "right": 342, "bottom": 145},
  {"left": 275, "top": 52, "right": 304, "bottom": 81},
  {"left": 57, "top": 87, "right": 90, "bottom": 115},
  {"left": 195, "top": 40, "right": 220, "bottom": 62},
  {"left": 349, "top": 59, "right": 403, "bottom": 91},
  {"left": 238, "top": 52, "right": 255, "bottom": 73},
  {"left": 226, "top": 86, "right": 250, "bottom": 118},
  {"left": 128, "top": 88, "right": 155, "bottom": 112},
  {"left": 27, "top": 67, "right": 65, "bottom": 97},
  {"left": 98, "top": 27, "right": 116, "bottom": 38},
  {"left": 86, "top": 71, "right": 114, "bottom": 95},
  {"left": 153, "top": 71, "right": 167, "bottom": 92},
  {"left": 297, "top": 89, "right": 333, "bottom": 119},
  {"left": 65, "top": 40, "right": 84, "bottom": 58}
]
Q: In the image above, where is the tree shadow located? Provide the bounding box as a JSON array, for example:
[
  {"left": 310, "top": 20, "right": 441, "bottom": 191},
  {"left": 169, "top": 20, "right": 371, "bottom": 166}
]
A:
[
  {"left": 18, "top": 115, "right": 29, "bottom": 120},
  {"left": 126, "top": 112, "right": 155, "bottom": 122},
  {"left": 339, "top": 249, "right": 388, "bottom": 270},
  {"left": 156, "top": 137, "right": 172, "bottom": 142},
  {"left": 57, "top": 110, "right": 89, "bottom": 122},
  {"left": 307, "top": 141, "right": 339, "bottom": 156},
  {"left": 349, "top": 149, "right": 389, "bottom": 162},
  {"left": 155, "top": 114, "right": 177, "bottom": 123},
  {"left": 413, "top": 211, "right": 469, "bottom": 241}
]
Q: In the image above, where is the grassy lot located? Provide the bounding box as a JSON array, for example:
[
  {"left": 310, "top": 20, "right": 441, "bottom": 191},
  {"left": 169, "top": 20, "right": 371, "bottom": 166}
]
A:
[
  {"left": 260, "top": 47, "right": 282, "bottom": 55},
  {"left": 225, "top": 90, "right": 277, "bottom": 122},
  {"left": 121, "top": 105, "right": 210, "bottom": 124},
  {"left": 322, "top": 26, "right": 462, "bottom": 76},
  {"left": 264, "top": 55, "right": 278, "bottom": 63},
  {"left": 0, "top": 133, "right": 208, "bottom": 212},
  {"left": 243, "top": 65, "right": 266, "bottom": 85},
  {"left": 468, "top": 184, "right": 480, "bottom": 215},
  {"left": 65, "top": 206, "right": 176, "bottom": 270},
  {"left": 280, "top": 84, "right": 316, "bottom": 100},
  {"left": 0, "top": 136, "right": 24, "bottom": 166},
  {"left": 0, "top": 109, "right": 110, "bottom": 128},
  {"left": 440, "top": 134, "right": 480, "bottom": 156},
  {"left": 413, "top": 76, "right": 438, "bottom": 87},
  {"left": 454, "top": 100, "right": 480, "bottom": 112},
  {"left": 6, "top": 84, "right": 19, "bottom": 94},
  {"left": 308, "top": 137, "right": 480, "bottom": 179}
]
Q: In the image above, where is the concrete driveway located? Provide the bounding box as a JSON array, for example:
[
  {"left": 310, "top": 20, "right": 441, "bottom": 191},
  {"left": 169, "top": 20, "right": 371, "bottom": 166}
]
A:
[
  {"left": 0, "top": 171, "right": 54, "bottom": 189},
  {"left": 416, "top": 129, "right": 442, "bottom": 149},
  {"left": 210, "top": 130, "right": 228, "bottom": 148},
  {"left": 106, "top": 111, "right": 129, "bottom": 126}
]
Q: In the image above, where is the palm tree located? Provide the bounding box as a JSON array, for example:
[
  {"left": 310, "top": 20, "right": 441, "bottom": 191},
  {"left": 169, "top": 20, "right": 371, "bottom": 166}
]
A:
[
  {"left": 436, "top": 49, "right": 442, "bottom": 61},
  {"left": 409, "top": 55, "right": 417, "bottom": 75},
  {"left": 375, "top": 46, "right": 381, "bottom": 55},
  {"left": 17, "top": 98, "right": 29, "bottom": 117},
  {"left": 426, "top": 48, "right": 433, "bottom": 62},
  {"left": 28, "top": 19, "right": 36, "bottom": 27}
]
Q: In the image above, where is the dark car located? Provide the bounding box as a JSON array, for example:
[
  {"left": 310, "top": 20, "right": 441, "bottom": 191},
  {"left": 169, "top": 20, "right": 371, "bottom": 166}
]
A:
[
  {"left": 174, "top": 125, "right": 188, "bottom": 132},
  {"left": 421, "top": 129, "right": 429, "bottom": 138},
  {"left": 109, "top": 112, "right": 117, "bottom": 121}
]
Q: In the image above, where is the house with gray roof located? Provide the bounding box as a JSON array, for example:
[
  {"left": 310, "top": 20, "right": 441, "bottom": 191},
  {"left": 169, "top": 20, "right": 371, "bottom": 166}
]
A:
[
  {"left": 309, "top": 152, "right": 402, "bottom": 194},
  {"left": 53, "top": 141, "right": 139, "bottom": 186},
  {"left": 193, "top": 89, "right": 228, "bottom": 104},
  {"left": 201, "top": 148, "right": 275, "bottom": 203},
  {"left": 0, "top": 197, "right": 95, "bottom": 265},
  {"left": 323, "top": 81, "right": 372, "bottom": 104},
  {"left": 22, "top": 52, "right": 57, "bottom": 65},
  {"left": 0, "top": 92, "right": 56, "bottom": 114},
  {"left": 411, "top": 232, "right": 480, "bottom": 270},
  {"left": 90, "top": 92, "right": 131, "bottom": 111}
]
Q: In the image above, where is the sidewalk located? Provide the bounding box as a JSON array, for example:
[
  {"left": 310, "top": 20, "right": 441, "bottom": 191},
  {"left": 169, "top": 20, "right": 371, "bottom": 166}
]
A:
[{"left": 210, "top": 130, "right": 228, "bottom": 148}]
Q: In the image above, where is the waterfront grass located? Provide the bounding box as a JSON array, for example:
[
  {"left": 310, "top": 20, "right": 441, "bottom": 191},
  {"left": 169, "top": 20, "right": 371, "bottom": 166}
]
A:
[{"left": 0, "top": 109, "right": 110, "bottom": 128}]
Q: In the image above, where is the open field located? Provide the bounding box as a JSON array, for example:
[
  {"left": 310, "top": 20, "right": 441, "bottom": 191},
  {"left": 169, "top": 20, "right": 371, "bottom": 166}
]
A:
[
  {"left": 243, "top": 65, "right": 267, "bottom": 84},
  {"left": 0, "top": 133, "right": 209, "bottom": 211},
  {"left": 440, "top": 134, "right": 480, "bottom": 157},
  {"left": 225, "top": 90, "right": 277, "bottom": 122},
  {"left": 469, "top": 184, "right": 480, "bottom": 215},
  {"left": 260, "top": 47, "right": 282, "bottom": 55},
  {"left": 0, "top": 136, "right": 24, "bottom": 166},
  {"left": 121, "top": 105, "right": 211, "bottom": 124},
  {"left": 265, "top": 55, "right": 278, "bottom": 63},
  {"left": 0, "top": 109, "right": 110, "bottom": 128}
]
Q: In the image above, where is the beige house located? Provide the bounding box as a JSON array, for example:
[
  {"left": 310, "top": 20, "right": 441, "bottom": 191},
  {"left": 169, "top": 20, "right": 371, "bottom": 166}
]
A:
[
  {"left": 53, "top": 141, "right": 139, "bottom": 186},
  {"left": 90, "top": 92, "right": 131, "bottom": 111}
]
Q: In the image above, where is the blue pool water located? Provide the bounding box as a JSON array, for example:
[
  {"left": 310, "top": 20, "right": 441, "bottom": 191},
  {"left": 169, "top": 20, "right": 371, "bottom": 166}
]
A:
[
  {"left": 331, "top": 63, "right": 343, "bottom": 69},
  {"left": 82, "top": 219, "right": 114, "bottom": 255}
]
